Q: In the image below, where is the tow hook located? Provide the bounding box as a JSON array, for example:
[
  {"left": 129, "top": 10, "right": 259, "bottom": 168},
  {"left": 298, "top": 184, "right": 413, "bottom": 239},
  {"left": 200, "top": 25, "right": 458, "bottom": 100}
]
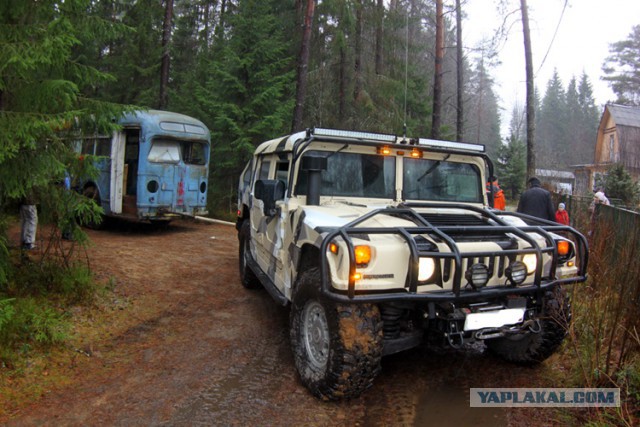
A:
[
  {"left": 445, "top": 321, "right": 464, "bottom": 348},
  {"left": 474, "top": 328, "right": 504, "bottom": 340},
  {"left": 526, "top": 319, "right": 542, "bottom": 333}
]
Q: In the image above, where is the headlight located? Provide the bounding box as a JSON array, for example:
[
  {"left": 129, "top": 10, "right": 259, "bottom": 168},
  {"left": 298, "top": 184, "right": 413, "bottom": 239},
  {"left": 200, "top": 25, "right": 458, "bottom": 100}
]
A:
[
  {"left": 522, "top": 253, "right": 537, "bottom": 274},
  {"left": 418, "top": 257, "right": 436, "bottom": 281}
]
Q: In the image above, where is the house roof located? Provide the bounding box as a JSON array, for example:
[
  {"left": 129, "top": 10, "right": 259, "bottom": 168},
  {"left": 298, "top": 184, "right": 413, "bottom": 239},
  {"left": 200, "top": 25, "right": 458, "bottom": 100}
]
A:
[{"left": 607, "top": 104, "right": 640, "bottom": 128}]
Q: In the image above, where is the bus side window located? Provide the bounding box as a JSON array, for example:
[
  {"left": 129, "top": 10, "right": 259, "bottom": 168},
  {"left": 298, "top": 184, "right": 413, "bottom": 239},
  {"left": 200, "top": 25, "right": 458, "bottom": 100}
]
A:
[
  {"left": 82, "top": 139, "right": 95, "bottom": 155},
  {"left": 95, "top": 137, "right": 111, "bottom": 156}
]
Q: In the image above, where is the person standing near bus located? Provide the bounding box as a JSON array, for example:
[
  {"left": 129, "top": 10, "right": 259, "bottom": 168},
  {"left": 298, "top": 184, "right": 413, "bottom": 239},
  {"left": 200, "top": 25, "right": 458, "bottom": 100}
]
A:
[{"left": 20, "top": 189, "right": 38, "bottom": 250}]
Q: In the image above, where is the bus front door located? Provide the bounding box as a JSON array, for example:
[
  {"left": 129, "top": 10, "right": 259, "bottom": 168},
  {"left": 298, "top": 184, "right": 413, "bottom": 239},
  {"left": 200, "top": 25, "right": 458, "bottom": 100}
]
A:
[{"left": 109, "top": 132, "right": 126, "bottom": 214}]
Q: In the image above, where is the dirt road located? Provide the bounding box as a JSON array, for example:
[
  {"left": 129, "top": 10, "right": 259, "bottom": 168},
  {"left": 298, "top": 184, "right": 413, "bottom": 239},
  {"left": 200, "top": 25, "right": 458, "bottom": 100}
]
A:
[{"left": 3, "top": 218, "right": 550, "bottom": 426}]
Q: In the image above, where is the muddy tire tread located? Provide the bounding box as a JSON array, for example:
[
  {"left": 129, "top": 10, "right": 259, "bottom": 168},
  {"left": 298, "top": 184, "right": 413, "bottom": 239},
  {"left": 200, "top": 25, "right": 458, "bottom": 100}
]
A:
[
  {"left": 290, "top": 268, "right": 383, "bottom": 400},
  {"left": 486, "top": 288, "right": 570, "bottom": 365}
]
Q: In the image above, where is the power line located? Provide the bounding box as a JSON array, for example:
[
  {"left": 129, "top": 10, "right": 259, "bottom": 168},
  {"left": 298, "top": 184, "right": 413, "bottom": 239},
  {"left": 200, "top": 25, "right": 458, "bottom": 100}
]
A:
[{"left": 535, "top": 0, "right": 568, "bottom": 76}]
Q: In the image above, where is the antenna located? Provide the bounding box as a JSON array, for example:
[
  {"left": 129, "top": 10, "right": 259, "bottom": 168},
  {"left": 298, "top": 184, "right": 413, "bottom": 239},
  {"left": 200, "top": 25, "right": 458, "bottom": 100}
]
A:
[{"left": 403, "top": 11, "right": 409, "bottom": 138}]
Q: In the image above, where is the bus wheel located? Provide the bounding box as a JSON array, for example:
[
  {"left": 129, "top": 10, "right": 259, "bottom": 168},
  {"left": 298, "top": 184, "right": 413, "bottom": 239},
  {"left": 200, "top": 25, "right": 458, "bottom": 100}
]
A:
[
  {"left": 150, "top": 219, "right": 172, "bottom": 229},
  {"left": 82, "top": 186, "right": 106, "bottom": 230}
]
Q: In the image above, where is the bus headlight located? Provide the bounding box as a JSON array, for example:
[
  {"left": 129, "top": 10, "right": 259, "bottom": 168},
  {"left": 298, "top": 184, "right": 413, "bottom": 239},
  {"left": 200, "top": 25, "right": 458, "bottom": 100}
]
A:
[
  {"left": 147, "top": 180, "right": 159, "bottom": 193},
  {"left": 418, "top": 258, "right": 436, "bottom": 282}
]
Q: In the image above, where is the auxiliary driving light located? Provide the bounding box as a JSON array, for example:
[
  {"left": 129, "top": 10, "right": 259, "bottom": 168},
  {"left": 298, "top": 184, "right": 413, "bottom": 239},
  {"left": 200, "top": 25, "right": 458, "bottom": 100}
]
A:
[
  {"left": 418, "top": 258, "right": 436, "bottom": 282},
  {"left": 465, "top": 263, "right": 489, "bottom": 288},
  {"left": 506, "top": 261, "right": 528, "bottom": 285}
]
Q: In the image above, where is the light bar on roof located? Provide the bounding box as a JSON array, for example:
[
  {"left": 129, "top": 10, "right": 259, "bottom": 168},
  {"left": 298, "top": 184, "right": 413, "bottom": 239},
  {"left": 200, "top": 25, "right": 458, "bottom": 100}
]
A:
[
  {"left": 417, "top": 138, "right": 485, "bottom": 152},
  {"left": 312, "top": 127, "right": 397, "bottom": 143}
]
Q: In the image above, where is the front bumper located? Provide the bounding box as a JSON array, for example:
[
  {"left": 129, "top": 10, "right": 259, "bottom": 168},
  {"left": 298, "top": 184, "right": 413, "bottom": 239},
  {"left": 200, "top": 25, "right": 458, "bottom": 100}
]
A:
[{"left": 318, "top": 203, "right": 589, "bottom": 304}]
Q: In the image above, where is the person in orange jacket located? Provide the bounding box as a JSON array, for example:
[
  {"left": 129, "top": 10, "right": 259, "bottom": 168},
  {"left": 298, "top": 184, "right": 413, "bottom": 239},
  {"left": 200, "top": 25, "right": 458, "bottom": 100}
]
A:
[
  {"left": 486, "top": 176, "right": 506, "bottom": 210},
  {"left": 555, "top": 202, "right": 570, "bottom": 225}
]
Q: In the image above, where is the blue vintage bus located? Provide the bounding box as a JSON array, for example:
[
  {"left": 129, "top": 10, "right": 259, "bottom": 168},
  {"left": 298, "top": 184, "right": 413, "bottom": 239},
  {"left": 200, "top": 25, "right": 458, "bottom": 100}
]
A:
[{"left": 76, "top": 110, "right": 211, "bottom": 225}]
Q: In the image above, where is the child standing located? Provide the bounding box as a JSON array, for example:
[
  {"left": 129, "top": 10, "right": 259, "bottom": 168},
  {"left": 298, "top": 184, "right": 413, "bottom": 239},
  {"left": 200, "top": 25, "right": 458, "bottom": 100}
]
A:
[{"left": 555, "top": 202, "right": 570, "bottom": 225}]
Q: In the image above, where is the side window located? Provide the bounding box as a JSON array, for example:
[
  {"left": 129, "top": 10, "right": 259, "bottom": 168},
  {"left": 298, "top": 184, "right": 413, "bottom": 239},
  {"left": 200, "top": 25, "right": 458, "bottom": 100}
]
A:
[
  {"left": 96, "top": 137, "right": 111, "bottom": 156},
  {"left": 609, "top": 134, "right": 615, "bottom": 162},
  {"left": 276, "top": 161, "right": 289, "bottom": 189},
  {"left": 81, "top": 139, "right": 96, "bottom": 155},
  {"left": 258, "top": 159, "right": 271, "bottom": 180},
  {"left": 242, "top": 161, "right": 253, "bottom": 187}
]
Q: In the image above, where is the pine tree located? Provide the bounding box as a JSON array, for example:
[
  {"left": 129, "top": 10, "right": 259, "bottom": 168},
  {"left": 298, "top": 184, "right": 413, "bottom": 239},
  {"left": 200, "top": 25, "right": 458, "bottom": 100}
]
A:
[
  {"left": 604, "top": 163, "right": 640, "bottom": 207},
  {"left": 92, "top": 0, "right": 165, "bottom": 107},
  {"left": 602, "top": 25, "right": 640, "bottom": 105},
  {"left": 464, "top": 58, "right": 501, "bottom": 159},
  {"left": 537, "top": 69, "right": 567, "bottom": 169},
  {"left": 0, "top": 0, "right": 128, "bottom": 283},
  {"left": 195, "top": 0, "right": 296, "bottom": 215},
  {"left": 576, "top": 72, "right": 600, "bottom": 164},
  {"left": 496, "top": 134, "right": 527, "bottom": 201}
]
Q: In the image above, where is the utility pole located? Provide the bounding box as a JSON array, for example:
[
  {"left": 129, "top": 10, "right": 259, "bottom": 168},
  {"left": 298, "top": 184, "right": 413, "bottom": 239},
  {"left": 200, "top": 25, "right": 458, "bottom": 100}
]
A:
[
  {"left": 431, "top": 0, "right": 444, "bottom": 139},
  {"left": 455, "top": 0, "right": 464, "bottom": 141},
  {"left": 521, "top": 0, "right": 536, "bottom": 180}
]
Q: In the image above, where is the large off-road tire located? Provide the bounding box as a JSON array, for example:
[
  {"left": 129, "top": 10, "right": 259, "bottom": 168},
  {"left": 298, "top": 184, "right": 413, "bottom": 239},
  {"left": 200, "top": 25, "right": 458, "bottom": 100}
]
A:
[
  {"left": 290, "top": 268, "right": 383, "bottom": 400},
  {"left": 486, "top": 287, "right": 570, "bottom": 365},
  {"left": 238, "top": 220, "right": 261, "bottom": 289}
]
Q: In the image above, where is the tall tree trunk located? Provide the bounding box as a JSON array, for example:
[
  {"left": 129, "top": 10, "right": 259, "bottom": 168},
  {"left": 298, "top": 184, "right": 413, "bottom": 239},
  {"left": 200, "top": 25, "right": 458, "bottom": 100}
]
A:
[
  {"left": 375, "top": 0, "right": 383, "bottom": 75},
  {"left": 202, "top": 1, "right": 209, "bottom": 49},
  {"left": 159, "top": 0, "right": 174, "bottom": 109},
  {"left": 339, "top": 46, "right": 346, "bottom": 121},
  {"left": 216, "top": 0, "right": 227, "bottom": 42},
  {"left": 431, "top": 0, "right": 444, "bottom": 139},
  {"left": 353, "top": 0, "right": 363, "bottom": 103},
  {"left": 455, "top": 0, "right": 464, "bottom": 141},
  {"left": 291, "top": 0, "right": 316, "bottom": 132},
  {"left": 521, "top": 0, "right": 536, "bottom": 179}
]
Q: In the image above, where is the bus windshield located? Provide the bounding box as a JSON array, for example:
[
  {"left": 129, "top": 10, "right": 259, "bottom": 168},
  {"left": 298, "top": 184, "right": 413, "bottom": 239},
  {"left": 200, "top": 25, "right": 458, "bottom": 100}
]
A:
[{"left": 148, "top": 139, "right": 207, "bottom": 165}]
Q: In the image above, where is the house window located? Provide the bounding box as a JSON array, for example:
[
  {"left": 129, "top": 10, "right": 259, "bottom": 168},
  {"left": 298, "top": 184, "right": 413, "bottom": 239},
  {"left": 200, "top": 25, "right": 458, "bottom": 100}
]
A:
[{"left": 609, "top": 134, "right": 615, "bottom": 162}]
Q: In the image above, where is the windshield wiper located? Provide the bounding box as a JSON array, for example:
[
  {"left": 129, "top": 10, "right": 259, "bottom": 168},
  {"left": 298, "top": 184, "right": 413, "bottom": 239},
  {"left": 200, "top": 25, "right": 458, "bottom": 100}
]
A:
[
  {"left": 327, "top": 143, "right": 349, "bottom": 158},
  {"left": 417, "top": 154, "right": 450, "bottom": 182}
]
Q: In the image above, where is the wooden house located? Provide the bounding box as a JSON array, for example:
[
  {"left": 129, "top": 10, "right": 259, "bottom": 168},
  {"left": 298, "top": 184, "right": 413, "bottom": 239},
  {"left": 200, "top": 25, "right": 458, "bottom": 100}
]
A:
[{"left": 574, "top": 104, "right": 640, "bottom": 195}]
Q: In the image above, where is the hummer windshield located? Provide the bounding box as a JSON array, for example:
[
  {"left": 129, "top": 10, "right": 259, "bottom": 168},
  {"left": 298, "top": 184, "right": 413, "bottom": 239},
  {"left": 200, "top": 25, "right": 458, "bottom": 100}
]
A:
[
  {"left": 402, "top": 157, "right": 483, "bottom": 203},
  {"left": 295, "top": 150, "right": 483, "bottom": 203},
  {"left": 295, "top": 150, "right": 396, "bottom": 199}
]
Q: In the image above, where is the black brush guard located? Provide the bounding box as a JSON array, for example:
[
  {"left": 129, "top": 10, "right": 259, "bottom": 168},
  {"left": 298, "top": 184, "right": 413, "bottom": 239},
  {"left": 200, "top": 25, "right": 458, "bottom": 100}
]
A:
[{"left": 318, "top": 203, "right": 589, "bottom": 304}]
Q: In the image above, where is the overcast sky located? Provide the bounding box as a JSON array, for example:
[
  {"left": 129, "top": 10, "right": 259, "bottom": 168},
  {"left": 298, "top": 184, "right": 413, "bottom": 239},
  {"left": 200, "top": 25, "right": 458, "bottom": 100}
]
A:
[{"left": 462, "top": 0, "right": 640, "bottom": 135}]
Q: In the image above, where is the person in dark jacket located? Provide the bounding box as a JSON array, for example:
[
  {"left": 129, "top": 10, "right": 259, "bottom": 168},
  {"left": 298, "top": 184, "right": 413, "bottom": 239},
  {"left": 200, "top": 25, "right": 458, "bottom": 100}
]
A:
[{"left": 516, "top": 177, "right": 555, "bottom": 221}]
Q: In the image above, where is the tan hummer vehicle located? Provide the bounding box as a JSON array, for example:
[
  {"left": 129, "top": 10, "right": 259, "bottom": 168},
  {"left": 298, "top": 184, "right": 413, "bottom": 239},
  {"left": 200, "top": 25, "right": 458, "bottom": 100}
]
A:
[{"left": 236, "top": 128, "right": 588, "bottom": 400}]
